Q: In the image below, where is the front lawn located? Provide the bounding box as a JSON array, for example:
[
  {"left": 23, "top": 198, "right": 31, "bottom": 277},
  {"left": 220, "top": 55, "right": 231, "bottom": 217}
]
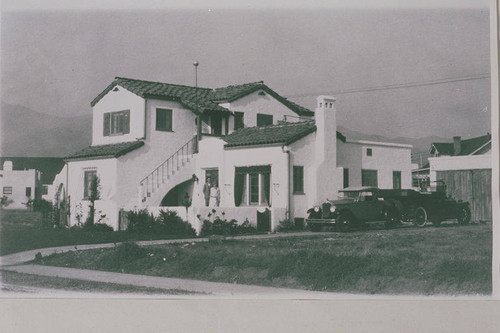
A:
[
  {"left": 0, "top": 210, "right": 193, "bottom": 255},
  {"left": 35, "top": 224, "right": 492, "bottom": 295}
]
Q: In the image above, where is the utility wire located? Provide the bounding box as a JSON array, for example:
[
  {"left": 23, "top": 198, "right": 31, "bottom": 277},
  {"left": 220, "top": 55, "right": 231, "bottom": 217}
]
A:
[{"left": 285, "top": 73, "right": 491, "bottom": 98}]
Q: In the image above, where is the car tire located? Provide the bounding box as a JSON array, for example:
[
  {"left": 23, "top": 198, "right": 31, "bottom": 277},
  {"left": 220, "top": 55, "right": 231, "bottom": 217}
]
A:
[
  {"left": 413, "top": 207, "right": 427, "bottom": 228},
  {"left": 384, "top": 208, "right": 399, "bottom": 229},
  {"left": 337, "top": 213, "right": 353, "bottom": 232},
  {"left": 457, "top": 206, "right": 471, "bottom": 225},
  {"left": 309, "top": 224, "right": 322, "bottom": 232}
]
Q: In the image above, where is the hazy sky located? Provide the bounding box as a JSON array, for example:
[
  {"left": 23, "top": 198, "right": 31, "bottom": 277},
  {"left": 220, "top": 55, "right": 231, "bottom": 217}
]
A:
[{"left": 1, "top": 1, "right": 491, "bottom": 139}]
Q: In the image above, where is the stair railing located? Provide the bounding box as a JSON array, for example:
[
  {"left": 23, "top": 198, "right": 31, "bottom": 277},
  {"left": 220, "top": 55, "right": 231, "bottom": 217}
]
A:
[{"left": 140, "top": 135, "right": 198, "bottom": 201}]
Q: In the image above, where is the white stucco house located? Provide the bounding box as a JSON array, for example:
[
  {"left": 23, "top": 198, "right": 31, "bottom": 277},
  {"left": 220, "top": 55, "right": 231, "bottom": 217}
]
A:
[
  {"left": 54, "top": 77, "right": 412, "bottom": 232},
  {"left": 0, "top": 160, "right": 42, "bottom": 209}
]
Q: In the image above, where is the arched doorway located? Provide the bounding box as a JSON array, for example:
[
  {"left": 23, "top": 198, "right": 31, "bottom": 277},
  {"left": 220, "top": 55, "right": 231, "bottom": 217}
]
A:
[{"left": 160, "top": 180, "right": 194, "bottom": 207}]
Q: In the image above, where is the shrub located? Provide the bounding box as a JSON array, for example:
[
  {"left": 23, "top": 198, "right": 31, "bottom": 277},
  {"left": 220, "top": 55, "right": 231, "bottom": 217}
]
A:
[
  {"left": 82, "top": 222, "right": 113, "bottom": 232},
  {"left": 127, "top": 209, "right": 158, "bottom": 233},
  {"left": 158, "top": 210, "right": 196, "bottom": 236},
  {"left": 277, "top": 219, "right": 303, "bottom": 232},
  {"left": 200, "top": 216, "right": 257, "bottom": 237}
]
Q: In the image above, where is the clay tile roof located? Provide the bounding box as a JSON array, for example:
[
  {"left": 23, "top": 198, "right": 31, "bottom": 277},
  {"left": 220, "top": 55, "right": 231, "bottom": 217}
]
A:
[
  {"left": 65, "top": 141, "right": 144, "bottom": 160},
  {"left": 212, "top": 81, "right": 315, "bottom": 117},
  {"left": 91, "top": 77, "right": 314, "bottom": 117},
  {"left": 431, "top": 133, "right": 491, "bottom": 156},
  {"left": 91, "top": 77, "right": 229, "bottom": 114},
  {"left": 224, "top": 120, "right": 340, "bottom": 148}
]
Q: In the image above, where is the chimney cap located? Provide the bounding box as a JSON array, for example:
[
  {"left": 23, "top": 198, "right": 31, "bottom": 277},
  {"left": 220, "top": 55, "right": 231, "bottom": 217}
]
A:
[{"left": 316, "top": 95, "right": 336, "bottom": 103}]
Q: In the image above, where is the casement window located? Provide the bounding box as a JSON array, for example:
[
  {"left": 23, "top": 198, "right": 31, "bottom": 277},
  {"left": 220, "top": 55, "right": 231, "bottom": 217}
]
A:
[
  {"left": 257, "top": 113, "right": 273, "bottom": 126},
  {"left": 3, "top": 186, "right": 12, "bottom": 195},
  {"left": 293, "top": 166, "right": 304, "bottom": 194},
  {"left": 234, "top": 165, "right": 271, "bottom": 207},
  {"left": 343, "top": 168, "right": 349, "bottom": 188},
  {"left": 366, "top": 148, "right": 373, "bottom": 156},
  {"left": 234, "top": 112, "right": 244, "bottom": 130},
  {"left": 25, "top": 187, "right": 32, "bottom": 197},
  {"left": 156, "top": 108, "right": 173, "bottom": 132},
  {"left": 42, "top": 185, "right": 49, "bottom": 195},
  {"left": 83, "top": 170, "right": 97, "bottom": 199},
  {"left": 103, "top": 110, "right": 130, "bottom": 136},
  {"left": 205, "top": 169, "right": 219, "bottom": 187},
  {"left": 361, "top": 169, "right": 378, "bottom": 187},
  {"left": 393, "top": 171, "right": 402, "bottom": 189}
]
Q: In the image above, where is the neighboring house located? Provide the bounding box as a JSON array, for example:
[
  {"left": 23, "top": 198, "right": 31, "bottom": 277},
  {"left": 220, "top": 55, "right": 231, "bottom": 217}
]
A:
[
  {"left": 55, "top": 77, "right": 412, "bottom": 231},
  {"left": 0, "top": 160, "right": 42, "bottom": 209},
  {"left": 428, "top": 133, "right": 492, "bottom": 221}
]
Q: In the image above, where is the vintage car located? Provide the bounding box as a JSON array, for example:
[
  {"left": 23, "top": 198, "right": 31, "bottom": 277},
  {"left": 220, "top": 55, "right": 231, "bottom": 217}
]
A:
[
  {"left": 306, "top": 187, "right": 403, "bottom": 232},
  {"left": 378, "top": 188, "right": 471, "bottom": 227}
]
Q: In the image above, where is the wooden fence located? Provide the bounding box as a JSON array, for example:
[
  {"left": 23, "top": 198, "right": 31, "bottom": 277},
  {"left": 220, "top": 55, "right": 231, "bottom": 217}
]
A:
[{"left": 436, "top": 169, "right": 492, "bottom": 222}]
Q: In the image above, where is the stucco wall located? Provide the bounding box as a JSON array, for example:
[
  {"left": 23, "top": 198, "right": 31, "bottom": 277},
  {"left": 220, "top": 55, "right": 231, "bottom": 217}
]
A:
[
  {"left": 225, "top": 90, "right": 307, "bottom": 129},
  {"left": 337, "top": 141, "right": 412, "bottom": 189},
  {"left": 92, "top": 85, "right": 146, "bottom": 145},
  {"left": 66, "top": 158, "right": 118, "bottom": 227},
  {"left": 0, "top": 169, "right": 39, "bottom": 209},
  {"left": 117, "top": 98, "right": 198, "bottom": 209}
]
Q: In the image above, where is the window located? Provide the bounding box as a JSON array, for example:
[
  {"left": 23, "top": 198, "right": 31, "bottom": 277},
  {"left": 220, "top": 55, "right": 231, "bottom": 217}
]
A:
[
  {"left": 343, "top": 168, "right": 349, "bottom": 188},
  {"left": 234, "top": 166, "right": 271, "bottom": 207},
  {"left": 293, "top": 166, "right": 304, "bottom": 194},
  {"left": 257, "top": 114, "right": 273, "bottom": 126},
  {"left": 366, "top": 148, "right": 373, "bottom": 156},
  {"left": 393, "top": 171, "right": 402, "bottom": 189},
  {"left": 234, "top": 112, "right": 244, "bottom": 130},
  {"left": 103, "top": 110, "right": 130, "bottom": 136},
  {"left": 25, "top": 187, "right": 32, "bottom": 197},
  {"left": 42, "top": 185, "right": 49, "bottom": 195},
  {"left": 361, "top": 169, "right": 378, "bottom": 187},
  {"left": 3, "top": 186, "right": 12, "bottom": 195},
  {"left": 156, "top": 108, "right": 173, "bottom": 131},
  {"left": 83, "top": 170, "right": 97, "bottom": 199},
  {"left": 211, "top": 114, "right": 222, "bottom": 136}
]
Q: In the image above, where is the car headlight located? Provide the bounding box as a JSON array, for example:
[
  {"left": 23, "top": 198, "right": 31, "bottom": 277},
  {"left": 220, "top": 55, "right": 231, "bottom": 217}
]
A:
[
  {"left": 313, "top": 206, "right": 320, "bottom": 212},
  {"left": 329, "top": 205, "right": 336, "bottom": 213}
]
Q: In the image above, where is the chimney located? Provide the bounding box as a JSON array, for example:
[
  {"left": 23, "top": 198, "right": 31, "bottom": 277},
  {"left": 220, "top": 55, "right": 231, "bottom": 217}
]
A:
[
  {"left": 453, "top": 136, "right": 461, "bottom": 155},
  {"left": 314, "top": 95, "right": 338, "bottom": 203},
  {"left": 3, "top": 161, "right": 13, "bottom": 171}
]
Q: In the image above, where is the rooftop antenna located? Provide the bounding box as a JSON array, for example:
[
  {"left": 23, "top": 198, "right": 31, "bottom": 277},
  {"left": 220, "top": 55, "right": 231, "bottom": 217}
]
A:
[{"left": 193, "top": 61, "right": 199, "bottom": 88}]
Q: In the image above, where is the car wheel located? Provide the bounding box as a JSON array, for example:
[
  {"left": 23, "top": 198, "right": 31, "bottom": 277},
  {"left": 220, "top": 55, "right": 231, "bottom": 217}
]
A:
[
  {"left": 337, "top": 213, "right": 353, "bottom": 232},
  {"left": 457, "top": 206, "right": 471, "bottom": 225},
  {"left": 413, "top": 207, "right": 427, "bottom": 228},
  {"left": 384, "top": 208, "right": 399, "bottom": 229},
  {"left": 309, "top": 224, "right": 322, "bottom": 232}
]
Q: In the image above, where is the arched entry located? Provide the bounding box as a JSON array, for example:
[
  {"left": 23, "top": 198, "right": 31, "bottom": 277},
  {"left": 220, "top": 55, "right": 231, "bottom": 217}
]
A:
[
  {"left": 54, "top": 183, "right": 68, "bottom": 227},
  {"left": 160, "top": 180, "right": 194, "bottom": 206}
]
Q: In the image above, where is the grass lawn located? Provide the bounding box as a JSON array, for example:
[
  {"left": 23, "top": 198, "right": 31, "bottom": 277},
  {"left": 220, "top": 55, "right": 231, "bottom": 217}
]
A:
[
  {"left": 0, "top": 210, "right": 193, "bottom": 255},
  {"left": 35, "top": 224, "right": 492, "bottom": 295},
  {"left": 0, "top": 270, "right": 196, "bottom": 295}
]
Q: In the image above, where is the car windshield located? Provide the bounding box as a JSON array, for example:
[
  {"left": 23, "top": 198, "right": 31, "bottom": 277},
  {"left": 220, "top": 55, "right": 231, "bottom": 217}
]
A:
[{"left": 341, "top": 191, "right": 360, "bottom": 199}]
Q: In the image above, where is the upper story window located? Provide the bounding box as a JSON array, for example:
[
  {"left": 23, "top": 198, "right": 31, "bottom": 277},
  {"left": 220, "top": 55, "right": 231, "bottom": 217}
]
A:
[
  {"left": 156, "top": 108, "right": 173, "bottom": 132},
  {"left": 103, "top": 110, "right": 130, "bottom": 136},
  {"left": 257, "top": 113, "right": 273, "bottom": 127},
  {"left": 234, "top": 112, "right": 244, "bottom": 130},
  {"left": 366, "top": 148, "right": 373, "bottom": 156}
]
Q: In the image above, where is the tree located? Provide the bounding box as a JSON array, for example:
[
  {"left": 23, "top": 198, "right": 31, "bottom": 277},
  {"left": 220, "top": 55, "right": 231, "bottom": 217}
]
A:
[{"left": 85, "top": 176, "right": 101, "bottom": 228}]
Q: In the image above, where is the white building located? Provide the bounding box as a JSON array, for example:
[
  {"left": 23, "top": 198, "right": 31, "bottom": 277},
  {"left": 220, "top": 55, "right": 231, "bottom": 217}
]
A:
[
  {"left": 55, "top": 77, "right": 412, "bottom": 231},
  {"left": 0, "top": 160, "right": 42, "bottom": 209}
]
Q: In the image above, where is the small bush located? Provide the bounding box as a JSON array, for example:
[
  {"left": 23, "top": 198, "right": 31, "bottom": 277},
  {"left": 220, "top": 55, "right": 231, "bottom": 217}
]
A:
[
  {"left": 127, "top": 209, "right": 158, "bottom": 233},
  {"left": 277, "top": 219, "right": 303, "bottom": 232},
  {"left": 34, "top": 252, "right": 43, "bottom": 261},
  {"left": 200, "top": 217, "right": 257, "bottom": 237},
  {"left": 158, "top": 210, "right": 196, "bottom": 236},
  {"left": 83, "top": 222, "right": 114, "bottom": 232}
]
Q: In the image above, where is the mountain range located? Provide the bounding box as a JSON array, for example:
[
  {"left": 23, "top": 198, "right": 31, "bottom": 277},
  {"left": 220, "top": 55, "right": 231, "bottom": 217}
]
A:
[{"left": 1, "top": 102, "right": 447, "bottom": 164}]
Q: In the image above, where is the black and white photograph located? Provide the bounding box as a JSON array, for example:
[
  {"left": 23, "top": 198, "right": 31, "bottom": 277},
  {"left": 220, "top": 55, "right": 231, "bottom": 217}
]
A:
[{"left": 0, "top": 0, "right": 499, "bottom": 331}]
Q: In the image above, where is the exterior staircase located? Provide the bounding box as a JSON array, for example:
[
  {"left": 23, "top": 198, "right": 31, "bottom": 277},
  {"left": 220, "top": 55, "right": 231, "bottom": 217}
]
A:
[{"left": 140, "top": 135, "right": 198, "bottom": 206}]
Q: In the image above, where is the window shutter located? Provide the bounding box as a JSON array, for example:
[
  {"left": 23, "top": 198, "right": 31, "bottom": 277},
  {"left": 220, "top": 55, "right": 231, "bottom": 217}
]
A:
[
  {"left": 103, "top": 113, "right": 110, "bottom": 136},
  {"left": 123, "top": 110, "right": 130, "bottom": 134}
]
